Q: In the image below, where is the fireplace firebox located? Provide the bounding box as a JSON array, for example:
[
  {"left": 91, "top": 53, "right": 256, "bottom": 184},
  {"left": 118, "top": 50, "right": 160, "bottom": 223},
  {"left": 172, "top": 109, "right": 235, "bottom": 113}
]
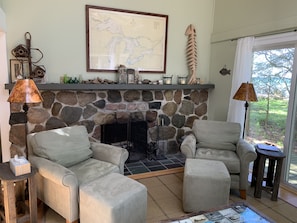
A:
[{"left": 101, "top": 120, "right": 148, "bottom": 162}]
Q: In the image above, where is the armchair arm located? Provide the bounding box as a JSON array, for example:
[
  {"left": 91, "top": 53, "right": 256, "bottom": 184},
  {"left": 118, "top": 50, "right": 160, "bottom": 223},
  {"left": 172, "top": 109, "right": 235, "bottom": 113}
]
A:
[
  {"left": 29, "top": 155, "right": 78, "bottom": 186},
  {"left": 236, "top": 139, "right": 257, "bottom": 189},
  {"left": 236, "top": 139, "right": 257, "bottom": 162},
  {"left": 90, "top": 142, "right": 129, "bottom": 174},
  {"left": 28, "top": 155, "right": 79, "bottom": 222},
  {"left": 180, "top": 134, "right": 197, "bottom": 158}
]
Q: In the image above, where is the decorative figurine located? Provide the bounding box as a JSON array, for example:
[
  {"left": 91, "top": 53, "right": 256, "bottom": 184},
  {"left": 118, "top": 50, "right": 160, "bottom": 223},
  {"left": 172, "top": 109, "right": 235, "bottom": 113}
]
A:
[{"left": 185, "top": 24, "right": 198, "bottom": 84}]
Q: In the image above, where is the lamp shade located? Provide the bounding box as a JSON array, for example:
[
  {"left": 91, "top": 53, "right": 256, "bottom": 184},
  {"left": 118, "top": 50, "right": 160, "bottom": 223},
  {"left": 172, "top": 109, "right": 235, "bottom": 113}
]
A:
[
  {"left": 233, "top": 82, "right": 258, "bottom": 102},
  {"left": 7, "top": 79, "right": 43, "bottom": 103}
]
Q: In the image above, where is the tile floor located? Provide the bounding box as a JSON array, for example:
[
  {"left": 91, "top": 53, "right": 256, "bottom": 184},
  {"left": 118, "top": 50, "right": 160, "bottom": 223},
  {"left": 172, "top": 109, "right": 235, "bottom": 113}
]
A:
[
  {"left": 124, "top": 153, "right": 185, "bottom": 176},
  {"left": 38, "top": 171, "right": 297, "bottom": 223}
]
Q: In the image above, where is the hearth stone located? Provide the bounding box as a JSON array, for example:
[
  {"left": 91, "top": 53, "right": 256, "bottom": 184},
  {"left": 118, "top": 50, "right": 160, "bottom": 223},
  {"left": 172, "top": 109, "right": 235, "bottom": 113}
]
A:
[
  {"left": 123, "top": 90, "right": 141, "bottom": 102},
  {"left": 41, "top": 91, "right": 55, "bottom": 108},
  {"left": 56, "top": 91, "right": 77, "bottom": 105},
  {"left": 162, "top": 102, "right": 178, "bottom": 116},
  {"left": 179, "top": 100, "right": 194, "bottom": 115},
  {"left": 93, "top": 99, "right": 106, "bottom": 109},
  {"left": 107, "top": 90, "right": 121, "bottom": 102},
  {"left": 142, "top": 90, "right": 153, "bottom": 101},
  {"left": 149, "top": 102, "right": 161, "bottom": 109}
]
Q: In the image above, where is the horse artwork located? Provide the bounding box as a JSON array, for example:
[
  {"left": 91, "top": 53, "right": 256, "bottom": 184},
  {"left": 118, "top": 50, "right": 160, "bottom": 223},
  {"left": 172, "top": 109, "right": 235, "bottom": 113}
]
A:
[{"left": 185, "top": 24, "right": 198, "bottom": 84}]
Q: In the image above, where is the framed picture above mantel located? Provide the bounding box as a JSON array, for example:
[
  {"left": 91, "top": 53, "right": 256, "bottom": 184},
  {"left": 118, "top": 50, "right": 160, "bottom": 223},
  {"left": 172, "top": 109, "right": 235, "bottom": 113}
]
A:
[{"left": 85, "top": 5, "right": 168, "bottom": 73}]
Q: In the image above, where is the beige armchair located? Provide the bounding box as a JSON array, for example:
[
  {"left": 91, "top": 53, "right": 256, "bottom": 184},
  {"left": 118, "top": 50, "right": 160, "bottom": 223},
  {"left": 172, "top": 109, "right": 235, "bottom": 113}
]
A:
[
  {"left": 181, "top": 120, "right": 257, "bottom": 199},
  {"left": 27, "top": 125, "right": 129, "bottom": 223}
]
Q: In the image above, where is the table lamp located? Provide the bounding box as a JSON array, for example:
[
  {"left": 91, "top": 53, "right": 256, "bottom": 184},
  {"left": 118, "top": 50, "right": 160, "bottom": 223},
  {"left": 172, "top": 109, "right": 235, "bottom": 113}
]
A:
[
  {"left": 7, "top": 79, "right": 43, "bottom": 110},
  {"left": 233, "top": 82, "right": 258, "bottom": 138}
]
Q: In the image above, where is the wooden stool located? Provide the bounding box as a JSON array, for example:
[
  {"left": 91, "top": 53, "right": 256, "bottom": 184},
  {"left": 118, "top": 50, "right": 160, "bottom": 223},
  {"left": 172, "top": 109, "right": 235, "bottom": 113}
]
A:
[
  {"left": 251, "top": 145, "right": 286, "bottom": 201},
  {"left": 0, "top": 162, "right": 37, "bottom": 223}
]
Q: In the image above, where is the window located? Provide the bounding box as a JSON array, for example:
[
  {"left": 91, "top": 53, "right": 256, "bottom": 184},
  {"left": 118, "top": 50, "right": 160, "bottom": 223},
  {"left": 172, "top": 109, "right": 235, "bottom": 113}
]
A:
[{"left": 247, "top": 32, "right": 297, "bottom": 189}]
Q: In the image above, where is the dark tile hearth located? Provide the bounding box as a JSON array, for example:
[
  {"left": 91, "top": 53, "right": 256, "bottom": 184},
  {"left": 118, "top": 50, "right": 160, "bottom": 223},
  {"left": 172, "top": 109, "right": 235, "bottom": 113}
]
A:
[{"left": 124, "top": 152, "right": 186, "bottom": 176}]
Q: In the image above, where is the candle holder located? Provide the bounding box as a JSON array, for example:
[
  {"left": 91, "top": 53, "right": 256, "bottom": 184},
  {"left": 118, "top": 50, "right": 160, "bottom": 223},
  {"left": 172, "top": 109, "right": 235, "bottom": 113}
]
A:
[
  {"left": 178, "top": 76, "right": 187, "bottom": 85},
  {"left": 163, "top": 76, "right": 172, "bottom": 85}
]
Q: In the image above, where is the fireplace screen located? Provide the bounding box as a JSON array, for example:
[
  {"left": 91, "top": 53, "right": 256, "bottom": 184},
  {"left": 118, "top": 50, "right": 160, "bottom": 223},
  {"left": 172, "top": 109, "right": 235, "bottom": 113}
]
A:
[{"left": 101, "top": 121, "right": 148, "bottom": 162}]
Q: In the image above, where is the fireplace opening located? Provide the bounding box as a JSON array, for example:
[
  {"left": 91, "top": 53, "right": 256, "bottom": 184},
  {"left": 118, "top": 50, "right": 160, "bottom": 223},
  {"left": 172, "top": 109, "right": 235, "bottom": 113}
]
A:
[{"left": 101, "top": 120, "right": 148, "bottom": 162}]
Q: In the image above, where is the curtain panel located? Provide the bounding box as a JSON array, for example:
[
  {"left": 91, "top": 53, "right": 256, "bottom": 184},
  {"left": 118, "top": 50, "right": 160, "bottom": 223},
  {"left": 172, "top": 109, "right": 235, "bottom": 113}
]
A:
[{"left": 227, "top": 36, "right": 254, "bottom": 136}]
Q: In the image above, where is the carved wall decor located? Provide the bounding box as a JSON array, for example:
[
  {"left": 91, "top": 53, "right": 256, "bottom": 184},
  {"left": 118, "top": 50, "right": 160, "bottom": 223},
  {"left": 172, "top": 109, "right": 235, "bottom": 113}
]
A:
[
  {"left": 10, "top": 32, "right": 45, "bottom": 82},
  {"left": 185, "top": 24, "right": 198, "bottom": 84}
]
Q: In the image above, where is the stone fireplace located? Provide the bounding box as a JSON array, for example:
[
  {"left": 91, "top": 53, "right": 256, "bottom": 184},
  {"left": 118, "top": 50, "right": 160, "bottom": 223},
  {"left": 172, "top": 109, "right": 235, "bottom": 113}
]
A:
[{"left": 6, "top": 84, "right": 214, "bottom": 159}]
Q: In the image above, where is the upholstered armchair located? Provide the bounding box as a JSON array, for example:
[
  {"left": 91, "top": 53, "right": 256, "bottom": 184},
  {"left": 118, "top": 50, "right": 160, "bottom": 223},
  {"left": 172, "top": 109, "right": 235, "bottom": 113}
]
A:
[
  {"left": 181, "top": 120, "right": 257, "bottom": 199},
  {"left": 27, "top": 125, "right": 129, "bottom": 223}
]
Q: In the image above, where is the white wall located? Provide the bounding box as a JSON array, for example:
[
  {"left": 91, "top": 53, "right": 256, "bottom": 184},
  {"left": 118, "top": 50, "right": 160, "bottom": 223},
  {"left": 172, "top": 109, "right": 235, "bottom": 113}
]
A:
[
  {"left": 212, "top": 0, "right": 297, "bottom": 43},
  {"left": 1, "top": 0, "right": 214, "bottom": 159},
  {"left": 2, "top": 0, "right": 214, "bottom": 84},
  {"left": 208, "top": 0, "right": 297, "bottom": 121},
  {"left": 0, "top": 7, "right": 10, "bottom": 162}
]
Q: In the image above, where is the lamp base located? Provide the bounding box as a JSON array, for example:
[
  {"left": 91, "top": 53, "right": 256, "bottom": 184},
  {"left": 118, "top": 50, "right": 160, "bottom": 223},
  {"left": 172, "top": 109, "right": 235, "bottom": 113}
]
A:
[{"left": 242, "top": 101, "right": 249, "bottom": 139}]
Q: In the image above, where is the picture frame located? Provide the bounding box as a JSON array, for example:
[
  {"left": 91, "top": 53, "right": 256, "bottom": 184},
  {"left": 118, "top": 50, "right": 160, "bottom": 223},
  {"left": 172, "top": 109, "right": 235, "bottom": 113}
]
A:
[
  {"left": 85, "top": 5, "right": 168, "bottom": 73},
  {"left": 10, "top": 59, "right": 29, "bottom": 83}
]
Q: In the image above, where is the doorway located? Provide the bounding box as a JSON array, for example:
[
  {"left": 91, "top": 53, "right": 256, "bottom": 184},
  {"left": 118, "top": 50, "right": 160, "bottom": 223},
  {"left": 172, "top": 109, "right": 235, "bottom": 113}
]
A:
[
  {"left": 0, "top": 29, "right": 11, "bottom": 162},
  {"left": 247, "top": 37, "right": 297, "bottom": 190}
]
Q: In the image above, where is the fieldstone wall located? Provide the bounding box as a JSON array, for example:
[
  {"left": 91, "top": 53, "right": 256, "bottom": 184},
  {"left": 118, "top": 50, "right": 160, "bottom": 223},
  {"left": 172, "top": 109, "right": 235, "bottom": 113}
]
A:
[{"left": 8, "top": 88, "right": 209, "bottom": 158}]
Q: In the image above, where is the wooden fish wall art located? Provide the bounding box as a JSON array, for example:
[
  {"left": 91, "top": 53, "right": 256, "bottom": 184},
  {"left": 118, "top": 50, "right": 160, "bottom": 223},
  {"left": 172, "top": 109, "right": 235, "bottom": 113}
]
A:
[
  {"left": 185, "top": 24, "right": 198, "bottom": 84},
  {"left": 219, "top": 66, "right": 231, "bottom": 75}
]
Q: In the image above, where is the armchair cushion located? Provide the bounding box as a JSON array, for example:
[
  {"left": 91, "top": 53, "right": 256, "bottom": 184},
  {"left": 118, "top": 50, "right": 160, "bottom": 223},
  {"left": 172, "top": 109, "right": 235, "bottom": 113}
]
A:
[
  {"left": 193, "top": 120, "right": 241, "bottom": 151},
  {"left": 195, "top": 148, "right": 240, "bottom": 173},
  {"left": 69, "top": 158, "right": 119, "bottom": 185},
  {"left": 30, "top": 126, "right": 93, "bottom": 167}
]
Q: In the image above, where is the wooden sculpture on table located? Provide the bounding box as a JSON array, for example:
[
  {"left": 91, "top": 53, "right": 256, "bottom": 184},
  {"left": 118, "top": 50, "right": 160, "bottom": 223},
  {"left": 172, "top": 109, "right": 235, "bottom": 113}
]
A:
[{"left": 185, "top": 24, "right": 198, "bottom": 84}]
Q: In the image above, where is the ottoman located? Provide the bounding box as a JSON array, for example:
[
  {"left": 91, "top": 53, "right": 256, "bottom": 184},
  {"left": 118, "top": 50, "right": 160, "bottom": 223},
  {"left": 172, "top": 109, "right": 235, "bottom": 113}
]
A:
[
  {"left": 183, "top": 159, "right": 231, "bottom": 212},
  {"left": 80, "top": 173, "right": 147, "bottom": 223}
]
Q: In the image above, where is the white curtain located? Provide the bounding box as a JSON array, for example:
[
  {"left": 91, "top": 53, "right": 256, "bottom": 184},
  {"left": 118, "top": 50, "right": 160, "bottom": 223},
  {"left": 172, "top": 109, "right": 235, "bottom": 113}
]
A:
[{"left": 227, "top": 37, "right": 255, "bottom": 134}]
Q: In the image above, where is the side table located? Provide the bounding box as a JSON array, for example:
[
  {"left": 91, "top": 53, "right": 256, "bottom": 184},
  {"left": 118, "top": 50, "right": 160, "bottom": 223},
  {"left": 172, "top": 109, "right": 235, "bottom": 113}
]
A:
[
  {"left": 251, "top": 145, "right": 286, "bottom": 201},
  {"left": 0, "top": 162, "right": 37, "bottom": 223}
]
